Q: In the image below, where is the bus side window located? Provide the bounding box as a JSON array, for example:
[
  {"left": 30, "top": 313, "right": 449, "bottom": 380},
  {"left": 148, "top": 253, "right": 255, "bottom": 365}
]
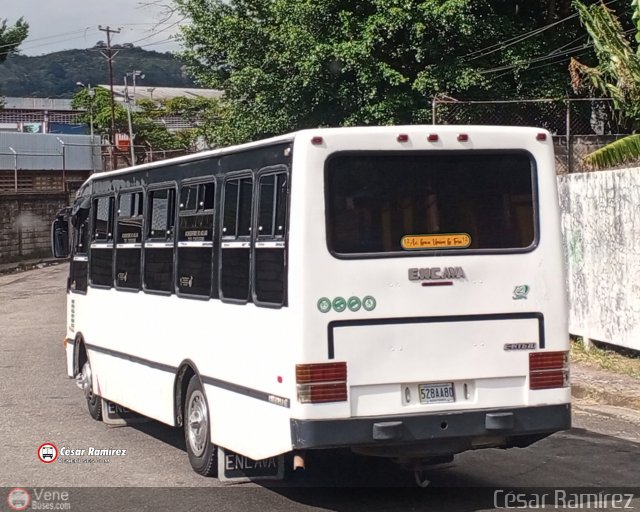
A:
[
  {"left": 177, "top": 181, "right": 215, "bottom": 297},
  {"left": 70, "top": 204, "right": 89, "bottom": 293},
  {"left": 115, "top": 191, "right": 143, "bottom": 290},
  {"left": 144, "top": 187, "right": 176, "bottom": 294},
  {"left": 220, "top": 176, "right": 252, "bottom": 302},
  {"left": 90, "top": 196, "right": 114, "bottom": 287},
  {"left": 254, "top": 172, "right": 288, "bottom": 306}
]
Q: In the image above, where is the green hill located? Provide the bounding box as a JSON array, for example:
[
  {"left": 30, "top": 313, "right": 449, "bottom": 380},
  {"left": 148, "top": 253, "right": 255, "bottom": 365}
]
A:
[{"left": 0, "top": 44, "right": 195, "bottom": 98}]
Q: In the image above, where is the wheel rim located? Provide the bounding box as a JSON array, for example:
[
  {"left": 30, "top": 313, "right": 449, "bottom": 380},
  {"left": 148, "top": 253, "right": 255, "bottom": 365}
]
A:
[
  {"left": 187, "top": 389, "right": 208, "bottom": 457},
  {"left": 80, "top": 361, "right": 94, "bottom": 400}
]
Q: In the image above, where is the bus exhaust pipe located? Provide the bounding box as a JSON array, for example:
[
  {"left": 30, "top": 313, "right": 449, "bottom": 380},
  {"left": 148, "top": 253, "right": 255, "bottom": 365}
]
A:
[{"left": 293, "top": 451, "right": 306, "bottom": 471}]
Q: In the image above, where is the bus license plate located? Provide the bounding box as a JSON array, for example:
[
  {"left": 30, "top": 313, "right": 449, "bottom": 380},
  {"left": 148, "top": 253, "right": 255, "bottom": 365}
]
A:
[{"left": 419, "top": 382, "right": 455, "bottom": 404}]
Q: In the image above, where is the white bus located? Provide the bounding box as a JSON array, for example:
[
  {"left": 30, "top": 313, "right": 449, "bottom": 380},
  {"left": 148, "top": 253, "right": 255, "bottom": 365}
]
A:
[{"left": 52, "top": 125, "right": 570, "bottom": 480}]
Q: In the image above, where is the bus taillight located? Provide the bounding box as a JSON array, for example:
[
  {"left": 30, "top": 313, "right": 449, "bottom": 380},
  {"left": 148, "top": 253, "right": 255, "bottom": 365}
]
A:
[
  {"left": 296, "top": 362, "right": 347, "bottom": 403},
  {"left": 529, "top": 351, "right": 569, "bottom": 390}
]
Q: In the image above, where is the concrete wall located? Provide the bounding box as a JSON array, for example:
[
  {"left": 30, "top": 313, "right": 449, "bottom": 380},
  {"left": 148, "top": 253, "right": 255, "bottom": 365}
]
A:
[
  {"left": 558, "top": 169, "right": 640, "bottom": 351},
  {"left": 0, "top": 193, "right": 69, "bottom": 263}
]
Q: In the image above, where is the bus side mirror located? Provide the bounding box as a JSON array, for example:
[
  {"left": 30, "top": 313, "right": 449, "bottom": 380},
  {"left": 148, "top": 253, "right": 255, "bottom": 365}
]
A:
[{"left": 51, "top": 217, "right": 70, "bottom": 258}]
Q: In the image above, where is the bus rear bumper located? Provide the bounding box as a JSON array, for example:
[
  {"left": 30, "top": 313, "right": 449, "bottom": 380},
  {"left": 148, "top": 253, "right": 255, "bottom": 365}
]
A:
[{"left": 290, "top": 404, "right": 570, "bottom": 457}]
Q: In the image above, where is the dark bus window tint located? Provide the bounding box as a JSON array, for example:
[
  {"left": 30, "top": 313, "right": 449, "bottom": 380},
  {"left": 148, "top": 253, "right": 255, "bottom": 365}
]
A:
[
  {"left": 258, "top": 175, "right": 275, "bottom": 236},
  {"left": 115, "top": 192, "right": 143, "bottom": 289},
  {"left": 180, "top": 185, "right": 198, "bottom": 211},
  {"left": 220, "top": 176, "right": 252, "bottom": 302},
  {"left": 177, "top": 181, "right": 215, "bottom": 297},
  {"left": 91, "top": 248, "right": 113, "bottom": 287},
  {"left": 133, "top": 192, "right": 143, "bottom": 216},
  {"left": 148, "top": 189, "right": 175, "bottom": 240},
  {"left": 238, "top": 178, "right": 253, "bottom": 237},
  {"left": 93, "top": 197, "right": 113, "bottom": 241},
  {"left": 90, "top": 196, "right": 114, "bottom": 288},
  {"left": 254, "top": 249, "right": 285, "bottom": 303},
  {"left": 200, "top": 182, "right": 215, "bottom": 210},
  {"left": 144, "top": 188, "right": 176, "bottom": 293},
  {"left": 275, "top": 174, "right": 287, "bottom": 237},
  {"left": 326, "top": 152, "right": 535, "bottom": 255},
  {"left": 254, "top": 171, "right": 287, "bottom": 305},
  {"left": 119, "top": 193, "right": 132, "bottom": 217},
  {"left": 220, "top": 249, "right": 250, "bottom": 300},
  {"left": 73, "top": 206, "right": 90, "bottom": 255},
  {"left": 223, "top": 180, "right": 239, "bottom": 237},
  {"left": 70, "top": 207, "right": 89, "bottom": 293}
]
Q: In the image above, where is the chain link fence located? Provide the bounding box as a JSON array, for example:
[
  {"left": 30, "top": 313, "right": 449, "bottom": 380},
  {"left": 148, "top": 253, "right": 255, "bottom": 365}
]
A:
[{"left": 433, "top": 98, "right": 631, "bottom": 174}]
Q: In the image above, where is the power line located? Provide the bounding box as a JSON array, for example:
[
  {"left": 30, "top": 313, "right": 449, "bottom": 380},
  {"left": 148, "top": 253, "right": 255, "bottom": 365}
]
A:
[
  {"left": 463, "top": 14, "right": 580, "bottom": 62},
  {"left": 479, "top": 26, "right": 635, "bottom": 76},
  {"left": 0, "top": 28, "right": 93, "bottom": 51},
  {"left": 462, "top": 0, "right": 623, "bottom": 62}
]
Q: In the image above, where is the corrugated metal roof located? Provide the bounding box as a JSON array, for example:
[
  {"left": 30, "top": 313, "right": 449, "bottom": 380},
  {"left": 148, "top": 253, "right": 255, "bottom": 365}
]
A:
[
  {"left": 102, "top": 85, "right": 223, "bottom": 102},
  {"left": 3, "top": 97, "right": 75, "bottom": 111},
  {"left": 0, "top": 133, "right": 102, "bottom": 171}
]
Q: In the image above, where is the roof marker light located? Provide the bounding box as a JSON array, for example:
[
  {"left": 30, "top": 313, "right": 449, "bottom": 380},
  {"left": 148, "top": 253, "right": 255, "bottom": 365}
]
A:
[
  {"left": 427, "top": 134, "right": 439, "bottom": 142},
  {"left": 536, "top": 133, "right": 547, "bottom": 141},
  {"left": 457, "top": 133, "right": 469, "bottom": 142},
  {"left": 397, "top": 134, "right": 409, "bottom": 143},
  {"left": 311, "top": 136, "right": 324, "bottom": 145}
]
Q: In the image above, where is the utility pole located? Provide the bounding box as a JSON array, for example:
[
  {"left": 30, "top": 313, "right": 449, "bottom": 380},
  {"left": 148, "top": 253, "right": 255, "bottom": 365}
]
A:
[{"left": 98, "top": 25, "right": 121, "bottom": 145}]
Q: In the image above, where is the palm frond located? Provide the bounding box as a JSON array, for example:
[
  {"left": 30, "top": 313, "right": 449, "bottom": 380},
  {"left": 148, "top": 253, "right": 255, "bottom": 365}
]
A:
[{"left": 582, "top": 133, "right": 640, "bottom": 169}]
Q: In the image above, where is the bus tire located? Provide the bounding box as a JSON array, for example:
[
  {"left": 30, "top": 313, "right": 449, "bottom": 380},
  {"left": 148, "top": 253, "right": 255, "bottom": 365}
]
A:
[
  {"left": 80, "top": 360, "right": 102, "bottom": 421},
  {"left": 184, "top": 375, "right": 217, "bottom": 477}
]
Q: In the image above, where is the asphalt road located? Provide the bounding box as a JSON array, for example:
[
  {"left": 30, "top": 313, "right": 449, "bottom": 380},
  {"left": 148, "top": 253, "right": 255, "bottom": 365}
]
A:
[{"left": 1, "top": 264, "right": 639, "bottom": 511}]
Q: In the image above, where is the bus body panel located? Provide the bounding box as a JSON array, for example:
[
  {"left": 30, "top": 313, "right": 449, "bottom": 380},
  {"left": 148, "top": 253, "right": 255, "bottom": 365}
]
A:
[
  {"left": 67, "top": 287, "right": 300, "bottom": 458},
  {"left": 290, "top": 126, "right": 568, "bottom": 429}
]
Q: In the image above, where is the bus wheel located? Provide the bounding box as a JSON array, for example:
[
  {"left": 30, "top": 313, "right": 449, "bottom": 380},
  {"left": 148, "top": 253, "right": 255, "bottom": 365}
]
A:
[
  {"left": 78, "top": 360, "right": 102, "bottom": 421},
  {"left": 184, "top": 376, "right": 217, "bottom": 476}
]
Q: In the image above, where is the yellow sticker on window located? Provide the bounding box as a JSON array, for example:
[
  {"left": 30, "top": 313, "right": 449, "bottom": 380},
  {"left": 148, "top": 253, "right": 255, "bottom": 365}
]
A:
[{"left": 401, "top": 234, "right": 472, "bottom": 250}]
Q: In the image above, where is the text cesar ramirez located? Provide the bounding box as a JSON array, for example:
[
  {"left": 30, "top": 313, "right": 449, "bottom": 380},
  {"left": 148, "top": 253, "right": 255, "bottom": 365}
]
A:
[{"left": 60, "top": 447, "right": 127, "bottom": 456}]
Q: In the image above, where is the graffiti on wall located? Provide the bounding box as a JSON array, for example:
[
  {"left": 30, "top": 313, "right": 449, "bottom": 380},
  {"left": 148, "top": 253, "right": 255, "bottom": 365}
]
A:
[{"left": 558, "top": 170, "right": 640, "bottom": 351}]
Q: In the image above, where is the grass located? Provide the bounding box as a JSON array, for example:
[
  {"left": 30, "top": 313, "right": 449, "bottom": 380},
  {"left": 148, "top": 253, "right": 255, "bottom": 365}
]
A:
[{"left": 571, "top": 337, "right": 640, "bottom": 380}]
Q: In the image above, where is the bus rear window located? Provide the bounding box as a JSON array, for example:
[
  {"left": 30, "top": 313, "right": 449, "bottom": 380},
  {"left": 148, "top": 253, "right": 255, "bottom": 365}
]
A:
[{"left": 326, "top": 152, "right": 536, "bottom": 256}]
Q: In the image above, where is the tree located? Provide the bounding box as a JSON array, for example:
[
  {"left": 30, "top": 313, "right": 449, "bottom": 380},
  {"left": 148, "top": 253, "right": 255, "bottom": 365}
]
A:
[
  {"left": 0, "top": 17, "right": 28, "bottom": 104},
  {"left": 0, "top": 17, "right": 28, "bottom": 63},
  {"left": 570, "top": 0, "right": 640, "bottom": 169},
  {"left": 71, "top": 87, "right": 202, "bottom": 165},
  {"left": 174, "top": 0, "right": 596, "bottom": 145}
]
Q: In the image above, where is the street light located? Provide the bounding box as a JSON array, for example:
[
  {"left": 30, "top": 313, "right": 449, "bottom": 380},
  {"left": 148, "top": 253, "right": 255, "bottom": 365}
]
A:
[
  {"left": 75, "top": 82, "right": 95, "bottom": 138},
  {"left": 125, "top": 70, "right": 145, "bottom": 107},
  {"left": 123, "top": 74, "right": 136, "bottom": 164}
]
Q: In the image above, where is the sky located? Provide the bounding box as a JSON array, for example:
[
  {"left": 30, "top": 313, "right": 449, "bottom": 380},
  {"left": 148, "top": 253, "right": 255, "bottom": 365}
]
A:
[{"left": 2, "top": 0, "right": 182, "bottom": 56}]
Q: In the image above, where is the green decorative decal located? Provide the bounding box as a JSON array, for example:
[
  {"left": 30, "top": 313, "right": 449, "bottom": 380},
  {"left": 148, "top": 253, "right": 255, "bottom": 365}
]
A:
[
  {"left": 332, "top": 297, "right": 347, "bottom": 313},
  {"left": 362, "top": 296, "right": 377, "bottom": 311},
  {"left": 512, "top": 285, "right": 530, "bottom": 300},
  {"left": 347, "top": 296, "right": 362, "bottom": 312},
  {"left": 317, "top": 297, "right": 332, "bottom": 313}
]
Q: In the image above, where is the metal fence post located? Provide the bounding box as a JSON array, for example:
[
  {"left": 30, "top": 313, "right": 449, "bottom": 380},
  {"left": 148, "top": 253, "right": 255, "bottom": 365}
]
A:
[
  {"left": 566, "top": 100, "right": 572, "bottom": 174},
  {"left": 56, "top": 137, "right": 66, "bottom": 191},
  {"left": 9, "top": 147, "right": 17, "bottom": 192},
  {"left": 432, "top": 98, "right": 437, "bottom": 125}
]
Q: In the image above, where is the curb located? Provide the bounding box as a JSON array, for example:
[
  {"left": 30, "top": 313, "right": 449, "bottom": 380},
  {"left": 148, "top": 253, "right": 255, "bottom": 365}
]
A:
[{"left": 572, "top": 382, "right": 640, "bottom": 412}]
